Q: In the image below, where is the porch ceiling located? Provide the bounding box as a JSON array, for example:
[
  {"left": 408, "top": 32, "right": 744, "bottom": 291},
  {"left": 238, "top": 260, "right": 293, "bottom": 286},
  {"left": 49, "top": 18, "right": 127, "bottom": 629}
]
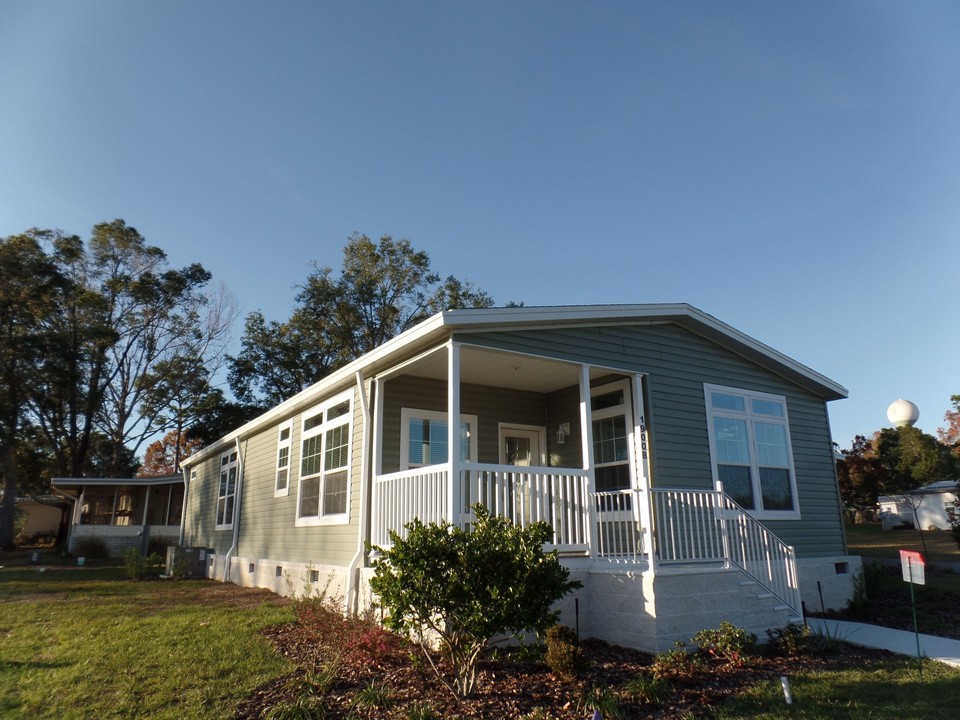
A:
[{"left": 399, "top": 345, "right": 584, "bottom": 394}]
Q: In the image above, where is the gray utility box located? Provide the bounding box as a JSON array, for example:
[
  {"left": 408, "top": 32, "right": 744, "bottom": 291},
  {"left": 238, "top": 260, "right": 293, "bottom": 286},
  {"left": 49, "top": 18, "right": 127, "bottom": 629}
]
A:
[{"left": 165, "top": 546, "right": 207, "bottom": 579}]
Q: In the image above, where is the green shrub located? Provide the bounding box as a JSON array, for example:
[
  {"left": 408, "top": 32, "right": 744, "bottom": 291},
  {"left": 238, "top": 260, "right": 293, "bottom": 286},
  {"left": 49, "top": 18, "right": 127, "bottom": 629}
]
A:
[
  {"left": 348, "top": 680, "right": 394, "bottom": 717},
  {"left": 122, "top": 547, "right": 162, "bottom": 580},
  {"left": 369, "top": 504, "right": 581, "bottom": 698},
  {"left": 651, "top": 642, "right": 700, "bottom": 681},
  {"left": 544, "top": 624, "right": 582, "bottom": 680},
  {"left": 692, "top": 621, "right": 756, "bottom": 666},
  {"left": 766, "top": 622, "right": 813, "bottom": 657}
]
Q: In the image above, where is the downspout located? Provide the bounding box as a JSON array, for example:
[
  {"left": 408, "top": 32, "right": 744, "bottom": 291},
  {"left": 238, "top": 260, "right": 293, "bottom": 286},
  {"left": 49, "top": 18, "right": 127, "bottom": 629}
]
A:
[
  {"left": 178, "top": 466, "right": 190, "bottom": 546},
  {"left": 223, "top": 438, "right": 245, "bottom": 583},
  {"left": 345, "top": 370, "right": 372, "bottom": 615}
]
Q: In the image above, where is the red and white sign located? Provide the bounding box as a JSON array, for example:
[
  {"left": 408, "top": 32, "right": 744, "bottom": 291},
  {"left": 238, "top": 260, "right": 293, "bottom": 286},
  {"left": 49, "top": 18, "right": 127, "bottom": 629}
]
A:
[{"left": 899, "top": 549, "right": 925, "bottom": 585}]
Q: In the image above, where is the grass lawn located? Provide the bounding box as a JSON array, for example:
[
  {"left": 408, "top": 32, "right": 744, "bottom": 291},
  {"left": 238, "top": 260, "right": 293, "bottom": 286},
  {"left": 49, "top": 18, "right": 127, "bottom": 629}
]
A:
[
  {"left": 845, "top": 522, "right": 960, "bottom": 563},
  {"left": 0, "top": 558, "right": 293, "bottom": 720}
]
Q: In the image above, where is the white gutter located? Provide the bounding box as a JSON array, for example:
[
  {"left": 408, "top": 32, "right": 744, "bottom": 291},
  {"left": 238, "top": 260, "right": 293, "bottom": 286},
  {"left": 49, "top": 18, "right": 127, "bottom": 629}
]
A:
[
  {"left": 222, "top": 438, "right": 245, "bottom": 583},
  {"left": 344, "top": 370, "right": 372, "bottom": 615}
]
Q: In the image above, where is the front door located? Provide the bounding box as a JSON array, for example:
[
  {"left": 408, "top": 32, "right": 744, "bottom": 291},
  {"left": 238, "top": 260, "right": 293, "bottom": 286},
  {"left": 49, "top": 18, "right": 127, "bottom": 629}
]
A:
[{"left": 499, "top": 425, "right": 546, "bottom": 467}]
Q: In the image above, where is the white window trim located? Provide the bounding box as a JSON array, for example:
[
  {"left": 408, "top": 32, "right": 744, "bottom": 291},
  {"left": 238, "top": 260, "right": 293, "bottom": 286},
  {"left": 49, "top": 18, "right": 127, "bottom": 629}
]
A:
[
  {"left": 274, "top": 419, "right": 293, "bottom": 498},
  {"left": 400, "top": 408, "right": 478, "bottom": 470},
  {"left": 295, "top": 390, "right": 353, "bottom": 527},
  {"left": 215, "top": 450, "right": 238, "bottom": 530},
  {"left": 704, "top": 383, "right": 800, "bottom": 520}
]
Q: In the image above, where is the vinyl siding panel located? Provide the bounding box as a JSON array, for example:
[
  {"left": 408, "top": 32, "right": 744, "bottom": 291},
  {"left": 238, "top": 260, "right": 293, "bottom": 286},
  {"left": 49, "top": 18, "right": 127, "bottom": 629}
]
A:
[
  {"left": 456, "top": 324, "right": 846, "bottom": 558},
  {"left": 186, "top": 384, "right": 366, "bottom": 567},
  {"left": 381, "top": 376, "right": 547, "bottom": 472}
]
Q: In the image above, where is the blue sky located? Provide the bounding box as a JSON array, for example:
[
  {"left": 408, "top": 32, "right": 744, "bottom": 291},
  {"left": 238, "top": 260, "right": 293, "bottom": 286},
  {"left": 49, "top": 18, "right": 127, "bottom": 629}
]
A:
[{"left": 2, "top": 1, "right": 958, "bottom": 449}]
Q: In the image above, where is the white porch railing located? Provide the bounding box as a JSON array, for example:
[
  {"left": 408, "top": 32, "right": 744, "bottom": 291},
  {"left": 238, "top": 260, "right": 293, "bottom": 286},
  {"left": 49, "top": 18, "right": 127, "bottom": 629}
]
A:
[
  {"left": 372, "top": 465, "right": 450, "bottom": 548},
  {"left": 593, "top": 489, "right": 646, "bottom": 563},
  {"left": 372, "top": 463, "right": 591, "bottom": 552},
  {"left": 651, "top": 489, "right": 801, "bottom": 615},
  {"left": 461, "top": 464, "right": 590, "bottom": 552}
]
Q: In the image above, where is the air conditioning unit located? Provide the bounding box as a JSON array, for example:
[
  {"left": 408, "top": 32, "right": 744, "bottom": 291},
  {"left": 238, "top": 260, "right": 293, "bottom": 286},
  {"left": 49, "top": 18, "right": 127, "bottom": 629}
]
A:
[{"left": 165, "top": 546, "right": 208, "bottom": 579}]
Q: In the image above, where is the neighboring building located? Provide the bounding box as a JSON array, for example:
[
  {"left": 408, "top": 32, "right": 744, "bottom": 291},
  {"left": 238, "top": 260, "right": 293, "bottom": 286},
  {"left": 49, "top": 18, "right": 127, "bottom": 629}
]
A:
[
  {"left": 879, "top": 480, "right": 959, "bottom": 531},
  {"left": 52, "top": 475, "right": 185, "bottom": 556},
  {"left": 179, "top": 304, "right": 858, "bottom": 652},
  {"left": 12, "top": 496, "right": 63, "bottom": 543}
]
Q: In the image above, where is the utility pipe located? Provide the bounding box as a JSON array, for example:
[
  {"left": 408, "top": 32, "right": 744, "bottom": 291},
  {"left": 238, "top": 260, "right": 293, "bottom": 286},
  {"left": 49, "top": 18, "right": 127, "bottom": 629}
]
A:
[
  {"left": 222, "top": 438, "right": 245, "bottom": 583},
  {"left": 345, "top": 370, "right": 372, "bottom": 615}
]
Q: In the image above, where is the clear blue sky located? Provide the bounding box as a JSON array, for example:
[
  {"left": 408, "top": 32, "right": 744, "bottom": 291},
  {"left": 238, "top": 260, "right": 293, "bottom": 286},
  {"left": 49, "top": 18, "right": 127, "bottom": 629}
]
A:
[{"left": 2, "top": 1, "right": 958, "bottom": 449}]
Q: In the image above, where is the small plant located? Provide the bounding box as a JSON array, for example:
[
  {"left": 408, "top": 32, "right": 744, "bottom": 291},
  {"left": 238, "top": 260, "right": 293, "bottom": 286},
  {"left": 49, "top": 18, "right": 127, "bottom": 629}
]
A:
[
  {"left": 348, "top": 679, "right": 393, "bottom": 716},
  {"left": 260, "top": 695, "right": 325, "bottom": 720},
  {"left": 766, "top": 622, "right": 813, "bottom": 657},
  {"left": 403, "top": 703, "right": 440, "bottom": 720},
  {"left": 544, "top": 624, "right": 582, "bottom": 680},
  {"left": 651, "top": 642, "right": 700, "bottom": 681},
  {"left": 122, "top": 547, "right": 162, "bottom": 580},
  {"left": 622, "top": 673, "right": 675, "bottom": 704},
  {"left": 517, "top": 709, "right": 560, "bottom": 720},
  {"left": 576, "top": 685, "right": 624, "bottom": 720},
  {"left": 692, "top": 621, "right": 756, "bottom": 666}
]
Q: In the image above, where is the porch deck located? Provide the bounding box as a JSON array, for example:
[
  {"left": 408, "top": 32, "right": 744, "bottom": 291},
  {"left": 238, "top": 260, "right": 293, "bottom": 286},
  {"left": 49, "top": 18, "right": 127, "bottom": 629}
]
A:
[{"left": 371, "top": 462, "right": 801, "bottom": 614}]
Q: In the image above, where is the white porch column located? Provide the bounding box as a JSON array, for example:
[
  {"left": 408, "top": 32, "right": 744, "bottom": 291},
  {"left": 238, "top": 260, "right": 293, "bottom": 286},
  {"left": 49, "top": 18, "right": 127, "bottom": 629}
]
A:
[
  {"left": 448, "top": 341, "right": 462, "bottom": 527},
  {"left": 578, "top": 364, "right": 597, "bottom": 557},
  {"left": 631, "top": 373, "right": 657, "bottom": 569}
]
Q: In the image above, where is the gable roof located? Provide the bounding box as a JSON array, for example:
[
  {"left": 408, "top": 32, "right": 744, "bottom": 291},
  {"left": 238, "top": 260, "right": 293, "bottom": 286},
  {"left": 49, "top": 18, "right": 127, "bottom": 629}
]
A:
[{"left": 183, "top": 303, "right": 847, "bottom": 468}]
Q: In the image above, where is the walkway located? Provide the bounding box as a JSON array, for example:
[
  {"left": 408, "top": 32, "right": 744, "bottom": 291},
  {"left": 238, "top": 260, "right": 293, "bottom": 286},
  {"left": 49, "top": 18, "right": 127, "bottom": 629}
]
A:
[{"left": 808, "top": 618, "right": 960, "bottom": 668}]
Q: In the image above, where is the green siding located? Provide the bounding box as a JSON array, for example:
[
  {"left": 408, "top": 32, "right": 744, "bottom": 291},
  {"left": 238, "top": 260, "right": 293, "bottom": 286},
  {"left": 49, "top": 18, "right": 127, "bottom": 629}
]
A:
[
  {"left": 455, "top": 324, "right": 846, "bottom": 558},
  {"left": 381, "top": 376, "right": 547, "bottom": 472},
  {"left": 185, "top": 384, "right": 366, "bottom": 567}
]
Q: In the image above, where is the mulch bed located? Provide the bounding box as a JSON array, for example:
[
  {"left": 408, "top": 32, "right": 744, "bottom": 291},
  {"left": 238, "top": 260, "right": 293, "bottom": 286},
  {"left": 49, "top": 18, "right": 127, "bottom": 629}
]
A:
[{"left": 235, "top": 621, "right": 896, "bottom": 720}]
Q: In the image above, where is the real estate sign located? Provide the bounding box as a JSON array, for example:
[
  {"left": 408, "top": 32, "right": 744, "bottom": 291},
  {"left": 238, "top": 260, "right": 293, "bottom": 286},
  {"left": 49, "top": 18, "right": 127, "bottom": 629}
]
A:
[{"left": 899, "top": 549, "right": 925, "bottom": 585}]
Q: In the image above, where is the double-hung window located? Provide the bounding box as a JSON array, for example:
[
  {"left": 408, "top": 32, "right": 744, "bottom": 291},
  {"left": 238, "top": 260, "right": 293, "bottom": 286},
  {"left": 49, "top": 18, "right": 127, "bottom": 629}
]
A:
[
  {"left": 400, "top": 408, "right": 478, "bottom": 469},
  {"left": 275, "top": 420, "right": 293, "bottom": 497},
  {"left": 216, "top": 450, "right": 238, "bottom": 529},
  {"left": 298, "top": 391, "right": 352, "bottom": 525},
  {"left": 705, "top": 384, "right": 799, "bottom": 518}
]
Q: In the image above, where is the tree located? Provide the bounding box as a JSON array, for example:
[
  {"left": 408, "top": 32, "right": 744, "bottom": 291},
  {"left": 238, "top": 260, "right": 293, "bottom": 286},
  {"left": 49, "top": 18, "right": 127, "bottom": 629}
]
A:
[
  {"left": 0, "top": 234, "right": 66, "bottom": 548},
  {"left": 938, "top": 395, "right": 960, "bottom": 452},
  {"left": 229, "top": 233, "right": 493, "bottom": 406},
  {"left": 26, "top": 221, "right": 228, "bottom": 477},
  {"left": 873, "top": 425, "right": 957, "bottom": 492},
  {"left": 836, "top": 435, "right": 891, "bottom": 521},
  {"left": 138, "top": 430, "right": 201, "bottom": 477},
  {"left": 369, "top": 506, "right": 580, "bottom": 698}
]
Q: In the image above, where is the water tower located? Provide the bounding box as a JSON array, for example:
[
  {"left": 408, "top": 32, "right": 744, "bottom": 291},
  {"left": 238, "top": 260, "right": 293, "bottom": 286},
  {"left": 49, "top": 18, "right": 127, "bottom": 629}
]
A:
[{"left": 886, "top": 399, "right": 919, "bottom": 428}]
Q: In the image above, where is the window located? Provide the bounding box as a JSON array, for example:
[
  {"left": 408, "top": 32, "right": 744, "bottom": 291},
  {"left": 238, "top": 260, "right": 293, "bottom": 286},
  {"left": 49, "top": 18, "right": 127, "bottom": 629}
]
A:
[
  {"left": 591, "top": 380, "right": 633, "bottom": 492},
  {"left": 275, "top": 420, "right": 293, "bottom": 496},
  {"left": 400, "top": 408, "right": 478, "bottom": 469},
  {"left": 705, "top": 384, "right": 798, "bottom": 517},
  {"left": 216, "top": 450, "right": 238, "bottom": 529},
  {"left": 297, "top": 392, "right": 352, "bottom": 525}
]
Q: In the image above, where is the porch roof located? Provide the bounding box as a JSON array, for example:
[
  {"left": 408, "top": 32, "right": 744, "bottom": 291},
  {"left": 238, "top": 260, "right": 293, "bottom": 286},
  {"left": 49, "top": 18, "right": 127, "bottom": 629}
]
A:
[
  {"left": 52, "top": 475, "right": 184, "bottom": 488},
  {"left": 183, "top": 303, "right": 847, "bottom": 467}
]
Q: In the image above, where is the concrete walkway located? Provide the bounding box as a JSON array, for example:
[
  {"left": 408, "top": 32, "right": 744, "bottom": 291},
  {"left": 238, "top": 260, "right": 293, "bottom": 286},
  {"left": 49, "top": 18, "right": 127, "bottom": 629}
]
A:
[{"left": 807, "top": 618, "right": 960, "bottom": 667}]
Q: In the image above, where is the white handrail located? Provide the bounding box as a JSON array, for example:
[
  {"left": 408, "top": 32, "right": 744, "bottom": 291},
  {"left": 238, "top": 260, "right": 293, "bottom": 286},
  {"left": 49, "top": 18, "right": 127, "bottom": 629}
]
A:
[{"left": 651, "top": 489, "right": 801, "bottom": 615}]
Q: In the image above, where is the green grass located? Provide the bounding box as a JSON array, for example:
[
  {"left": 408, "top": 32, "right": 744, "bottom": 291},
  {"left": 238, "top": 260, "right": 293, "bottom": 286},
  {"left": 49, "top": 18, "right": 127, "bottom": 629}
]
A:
[
  {"left": 845, "top": 522, "right": 960, "bottom": 564},
  {"left": 0, "top": 564, "right": 293, "bottom": 719},
  {"left": 712, "top": 657, "right": 960, "bottom": 719}
]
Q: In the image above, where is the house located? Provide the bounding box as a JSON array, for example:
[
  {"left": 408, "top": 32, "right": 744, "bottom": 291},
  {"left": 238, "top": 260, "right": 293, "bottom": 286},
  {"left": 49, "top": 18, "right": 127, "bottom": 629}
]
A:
[
  {"left": 879, "top": 480, "right": 959, "bottom": 531},
  {"left": 9, "top": 495, "right": 63, "bottom": 544},
  {"left": 179, "top": 304, "right": 858, "bottom": 652},
  {"left": 52, "top": 475, "right": 185, "bottom": 557}
]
